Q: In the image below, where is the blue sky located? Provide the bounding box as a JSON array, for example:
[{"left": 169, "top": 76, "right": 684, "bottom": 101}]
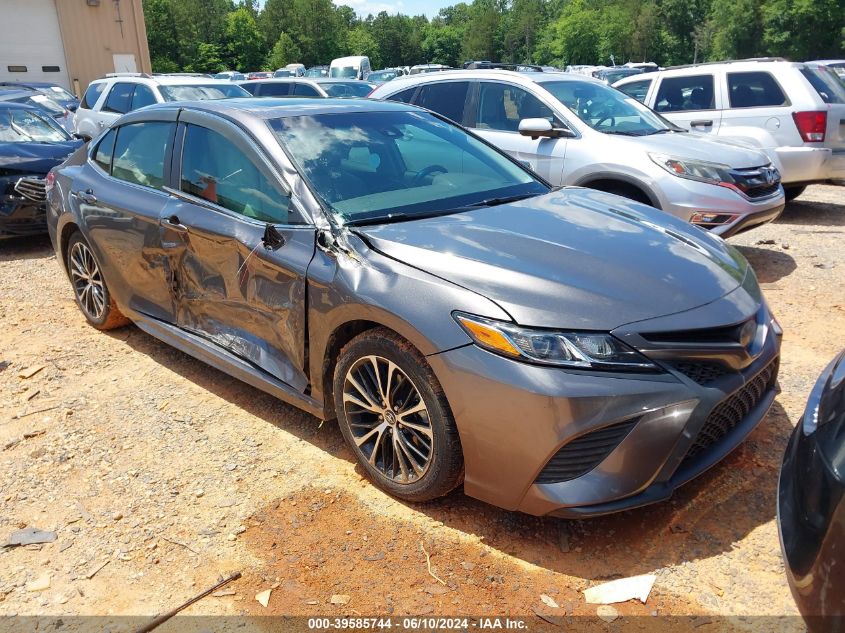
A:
[{"left": 333, "top": 0, "right": 452, "bottom": 18}]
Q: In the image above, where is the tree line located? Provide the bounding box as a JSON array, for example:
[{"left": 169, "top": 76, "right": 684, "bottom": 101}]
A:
[{"left": 144, "top": 0, "right": 845, "bottom": 73}]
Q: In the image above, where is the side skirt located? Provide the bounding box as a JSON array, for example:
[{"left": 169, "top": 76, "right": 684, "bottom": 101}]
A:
[{"left": 129, "top": 311, "right": 326, "bottom": 420}]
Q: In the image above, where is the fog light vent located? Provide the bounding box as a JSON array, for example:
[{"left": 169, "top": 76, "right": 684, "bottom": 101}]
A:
[{"left": 535, "top": 417, "right": 640, "bottom": 484}]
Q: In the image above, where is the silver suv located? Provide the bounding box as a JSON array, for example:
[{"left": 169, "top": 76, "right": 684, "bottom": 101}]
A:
[
  {"left": 370, "top": 70, "right": 785, "bottom": 237},
  {"left": 614, "top": 59, "right": 845, "bottom": 199},
  {"left": 74, "top": 73, "right": 248, "bottom": 140}
]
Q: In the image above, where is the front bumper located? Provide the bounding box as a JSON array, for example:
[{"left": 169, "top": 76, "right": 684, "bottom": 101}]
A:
[
  {"left": 429, "top": 301, "right": 781, "bottom": 517},
  {"left": 655, "top": 177, "right": 785, "bottom": 238},
  {"left": 0, "top": 196, "right": 48, "bottom": 239}
]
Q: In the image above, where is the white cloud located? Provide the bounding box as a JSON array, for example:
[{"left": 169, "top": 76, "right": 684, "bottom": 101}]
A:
[{"left": 333, "top": 0, "right": 405, "bottom": 17}]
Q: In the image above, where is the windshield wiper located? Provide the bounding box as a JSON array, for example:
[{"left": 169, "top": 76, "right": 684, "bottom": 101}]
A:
[
  {"left": 462, "top": 192, "right": 542, "bottom": 208},
  {"left": 599, "top": 130, "right": 644, "bottom": 136},
  {"left": 646, "top": 128, "right": 686, "bottom": 135}
]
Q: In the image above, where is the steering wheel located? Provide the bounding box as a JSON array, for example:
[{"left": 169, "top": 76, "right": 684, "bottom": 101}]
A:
[
  {"left": 593, "top": 110, "right": 616, "bottom": 128},
  {"left": 412, "top": 164, "right": 448, "bottom": 186}
]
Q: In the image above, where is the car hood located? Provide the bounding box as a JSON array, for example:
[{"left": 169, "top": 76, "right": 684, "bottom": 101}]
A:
[
  {"left": 0, "top": 140, "right": 83, "bottom": 176},
  {"left": 355, "top": 188, "right": 751, "bottom": 330},
  {"left": 625, "top": 131, "right": 771, "bottom": 167}
]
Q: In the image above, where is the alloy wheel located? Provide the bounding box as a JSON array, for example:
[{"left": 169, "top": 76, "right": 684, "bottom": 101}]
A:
[
  {"left": 342, "top": 355, "right": 434, "bottom": 484},
  {"left": 69, "top": 241, "right": 106, "bottom": 321}
]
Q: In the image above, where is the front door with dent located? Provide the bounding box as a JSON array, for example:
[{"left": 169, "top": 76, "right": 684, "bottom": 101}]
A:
[{"left": 162, "top": 111, "right": 315, "bottom": 391}]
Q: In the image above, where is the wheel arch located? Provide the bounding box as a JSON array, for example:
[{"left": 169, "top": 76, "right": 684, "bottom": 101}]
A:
[
  {"left": 58, "top": 219, "right": 81, "bottom": 276},
  {"left": 575, "top": 174, "right": 662, "bottom": 209}
]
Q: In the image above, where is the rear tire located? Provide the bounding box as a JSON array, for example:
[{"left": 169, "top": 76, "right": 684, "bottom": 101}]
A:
[
  {"left": 66, "top": 231, "right": 129, "bottom": 330},
  {"left": 333, "top": 327, "right": 463, "bottom": 502},
  {"left": 784, "top": 185, "right": 807, "bottom": 202}
]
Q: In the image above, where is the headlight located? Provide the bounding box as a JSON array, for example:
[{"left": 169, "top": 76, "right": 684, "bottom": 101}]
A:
[
  {"left": 649, "top": 152, "right": 737, "bottom": 187},
  {"left": 453, "top": 312, "right": 658, "bottom": 371}
]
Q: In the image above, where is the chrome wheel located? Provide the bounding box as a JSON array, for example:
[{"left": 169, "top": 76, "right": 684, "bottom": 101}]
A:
[
  {"left": 342, "top": 355, "right": 433, "bottom": 484},
  {"left": 69, "top": 241, "right": 106, "bottom": 320}
]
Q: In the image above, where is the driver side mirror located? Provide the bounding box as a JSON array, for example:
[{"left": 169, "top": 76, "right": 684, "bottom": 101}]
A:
[{"left": 518, "top": 118, "right": 575, "bottom": 140}]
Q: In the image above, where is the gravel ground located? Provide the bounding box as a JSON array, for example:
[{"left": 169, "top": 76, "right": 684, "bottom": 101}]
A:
[{"left": 0, "top": 184, "right": 842, "bottom": 627}]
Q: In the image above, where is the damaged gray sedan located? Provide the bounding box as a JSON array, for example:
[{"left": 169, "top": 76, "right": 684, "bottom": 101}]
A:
[{"left": 46, "top": 98, "right": 781, "bottom": 516}]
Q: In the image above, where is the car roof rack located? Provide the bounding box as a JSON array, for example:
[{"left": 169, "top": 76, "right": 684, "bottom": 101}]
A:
[
  {"left": 104, "top": 72, "right": 154, "bottom": 78},
  {"left": 462, "top": 61, "right": 545, "bottom": 72},
  {"left": 665, "top": 57, "right": 789, "bottom": 70}
]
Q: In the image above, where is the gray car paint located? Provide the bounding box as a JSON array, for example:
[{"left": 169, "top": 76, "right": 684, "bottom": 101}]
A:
[{"left": 47, "top": 98, "right": 781, "bottom": 516}]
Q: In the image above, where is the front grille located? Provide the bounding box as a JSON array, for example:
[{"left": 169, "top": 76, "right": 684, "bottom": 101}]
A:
[
  {"left": 684, "top": 357, "right": 779, "bottom": 461},
  {"left": 536, "top": 417, "right": 640, "bottom": 484},
  {"left": 745, "top": 182, "right": 780, "bottom": 199},
  {"left": 672, "top": 361, "right": 731, "bottom": 385},
  {"left": 14, "top": 177, "right": 46, "bottom": 202}
]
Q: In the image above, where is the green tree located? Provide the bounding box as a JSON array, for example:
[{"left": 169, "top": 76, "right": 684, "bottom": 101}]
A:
[
  {"left": 267, "top": 32, "right": 303, "bottom": 68},
  {"left": 535, "top": 0, "right": 600, "bottom": 66},
  {"left": 144, "top": 0, "right": 181, "bottom": 71},
  {"left": 186, "top": 43, "right": 227, "bottom": 73},
  {"left": 462, "top": 0, "right": 503, "bottom": 62},
  {"left": 346, "top": 27, "right": 382, "bottom": 67},
  {"left": 423, "top": 22, "right": 465, "bottom": 66},
  {"left": 226, "top": 6, "right": 266, "bottom": 70},
  {"left": 762, "top": 0, "right": 845, "bottom": 60},
  {"left": 502, "top": 0, "right": 546, "bottom": 63}
]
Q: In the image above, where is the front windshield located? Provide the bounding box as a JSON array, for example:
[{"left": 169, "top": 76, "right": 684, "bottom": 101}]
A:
[
  {"left": 305, "top": 68, "right": 326, "bottom": 77},
  {"left": 330, "top": 66, "right": 358, "bottom": 78},
  {"left": 369, "top": 71, "right": 398, "bottom": 82},
  {"left": 540, "top": 80, "right": 677, "bottom": 135},
  {"left": 316, "top": 81, "right": 374, "bottom": 98},
  {"left": 271, "top": 110, "right": 547, "bottom": 224},
  {"left": 17, "top": 94, "right": 65, "bottom": 115},
  {"left": 44, "top": 86, "right": 77, "bottom": 101},
  {"left": 0, "top": 109, "right": 70, "bottom": 142},
  {"left": 601, "top": 69, "right": 641, "bottom": 84},
  {"left": 160, "top": 84, "right": 249, "bottom": 101}
]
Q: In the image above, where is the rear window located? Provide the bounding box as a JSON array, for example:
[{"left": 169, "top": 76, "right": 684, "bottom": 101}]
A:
[
  {"left": 728, "top": 72, "right": 788, "bottom": 108},
  {"left": 800, "top": 67, "right": 845, "bottom": 104},
  {"left": 316, "top": 81, "right": 373, "bottom": 98},
  {"left": 415, "top": 81, "right": 470, "bottom": 123},
  {"left": 386, "top": 87, "right": 417, "bottom": 103},
  {"left": 616, "top": 79, "right": 651, "bottom": 103},
  {"left": 81, "top": 82, "right": 106, "bottom": 110},
  {"left": 655, "top": 75, "right": 715, "bottom": 112}
]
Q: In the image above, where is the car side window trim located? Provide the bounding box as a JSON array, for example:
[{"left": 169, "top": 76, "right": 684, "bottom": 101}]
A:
[{"left": 171, "top": 114, "right": 306, "bottom": 226}]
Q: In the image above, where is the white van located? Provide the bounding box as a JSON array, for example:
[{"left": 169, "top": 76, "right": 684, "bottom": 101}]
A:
[{"left": 329, "top": 56, "right": 371, "bottom": 80}]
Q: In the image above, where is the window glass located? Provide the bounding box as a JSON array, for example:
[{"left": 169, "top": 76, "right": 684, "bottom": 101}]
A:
[
  {"left": 415, "top": 81, "right": 469, "bottom": 124},
  {"left": 180, "top": 124, "right": 291, "bottom": 223},
  {"left": 293, "top": 83, "right": 320, "bottom": 97},
  {"left": 81, "top": 82, "right": 106, "bottom": 109},
  {"left": 476, "top": 82, "right": 554, "bottom": 132},
  {"left": 616, "top": 79, "right": 651, "bottom": 103},
  {"left": 800, "top": 67, "right": 845, "bottom": 104},
  {"left": 93, "top": 128, "right": 117, "bottom": 172},
  {"left": 130, "top": 84, "right": 157, "bottom": 110},
  {"left": 112, "top": 122, "right": 173, "bottom": 189},
  {"left": 102, "top": 82, "right": 134, "bottom": 114},
  {"left": 654, "top": 75, "right": 715, "bottom": 112},
  {"left": 727, "top": 72, "right": 787, "bottom": 108},
  {"left": 258, "top": 82, "right": 292, "bottom": 97},
  {"left": 387, "top": 87, "right": 417, "bottom": 104},
  {"left": 271, "top": 110, "right": 546, "bottom": 224},
  {"left": 0, "top": 108, "right": 68, "bottom": 143},
  {"left": 158, "top": 84, "right": 249, "bottom": 101},
  {"left": 240, "top": 82, "right": 258, "bottom": 95},
  {"left": 316, "top": 81, "right": 373, "bottom": 98}
]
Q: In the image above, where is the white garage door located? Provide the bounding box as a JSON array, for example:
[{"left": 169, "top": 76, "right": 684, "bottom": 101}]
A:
[{"left": 0, "top": 0, "right": 71, "bottom": 89}]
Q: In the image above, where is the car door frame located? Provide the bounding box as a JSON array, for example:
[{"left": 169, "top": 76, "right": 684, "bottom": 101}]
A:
[
  {"left": 649, "top": 71, "right": 723, "bottom": 134},
  {"left": 160, "top": 107, "right": 317, "bottom": 392}
]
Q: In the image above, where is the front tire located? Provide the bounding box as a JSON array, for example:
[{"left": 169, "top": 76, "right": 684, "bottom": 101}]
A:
[
  {"left": 66, "top": 231, "right": 129, "bottom": 330},
  {"left": 784, "top": 185, "right": 807, "bottom": 202},
  {"left": 333, "top": 328, "right": 463, "bottom": 502}
]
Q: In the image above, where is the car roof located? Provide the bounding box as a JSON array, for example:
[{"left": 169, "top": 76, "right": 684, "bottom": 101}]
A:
[
  {"left": 378, "top": 69, "right": 604, "bottom": 91},
  {"left": 139, "top": 97, "right": 415, "bottom": 120},
  {"left": 0, "top": 101, "right": 40, "bottom": 111}
]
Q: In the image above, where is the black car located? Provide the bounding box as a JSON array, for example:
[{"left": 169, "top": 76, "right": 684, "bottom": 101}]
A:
[
  {"left": 0, "top": 103, "right": 83, "bottom": 238},
  {"left": 779, "top": 349, "right": 845, "bottom": 630}
]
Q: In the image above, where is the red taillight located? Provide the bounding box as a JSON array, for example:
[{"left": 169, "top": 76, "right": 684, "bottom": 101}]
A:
[
  {"left": 45, "top": 171, "right": 55, "bottom": 193},
  {"left": 792, "top": 111, "right": 827, "bottom": 142}
]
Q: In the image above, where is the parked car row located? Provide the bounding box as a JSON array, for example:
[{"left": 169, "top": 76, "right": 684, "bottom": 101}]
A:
[{"left": 614, "top": 59, "right": 845, "bottom": 197}]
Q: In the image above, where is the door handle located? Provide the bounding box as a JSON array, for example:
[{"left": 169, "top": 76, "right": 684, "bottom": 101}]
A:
[
  {"left": 690, "top": 120, "right": 713, "bottom": 127},
  {"left": 160, "top": 215, "right": 187, "bottom": 232},
  {"left": 73, "top": 189, "right": 97, "bottom": 204}
]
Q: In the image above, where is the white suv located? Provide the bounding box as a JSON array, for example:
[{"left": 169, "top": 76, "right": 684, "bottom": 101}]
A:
[
  {"left": 614, "top": 59, "right": 845, "bottom": 198},
  {"left": 370, "top": 69, "right": 785, "bottom": 238},
  {"left": 74, "top": 74, "right": 249, "bottom": 140}
]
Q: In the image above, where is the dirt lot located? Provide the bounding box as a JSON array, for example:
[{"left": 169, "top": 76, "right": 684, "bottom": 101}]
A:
[{"left": 1, "top": 185, "right": 843, "bottom": 628}]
